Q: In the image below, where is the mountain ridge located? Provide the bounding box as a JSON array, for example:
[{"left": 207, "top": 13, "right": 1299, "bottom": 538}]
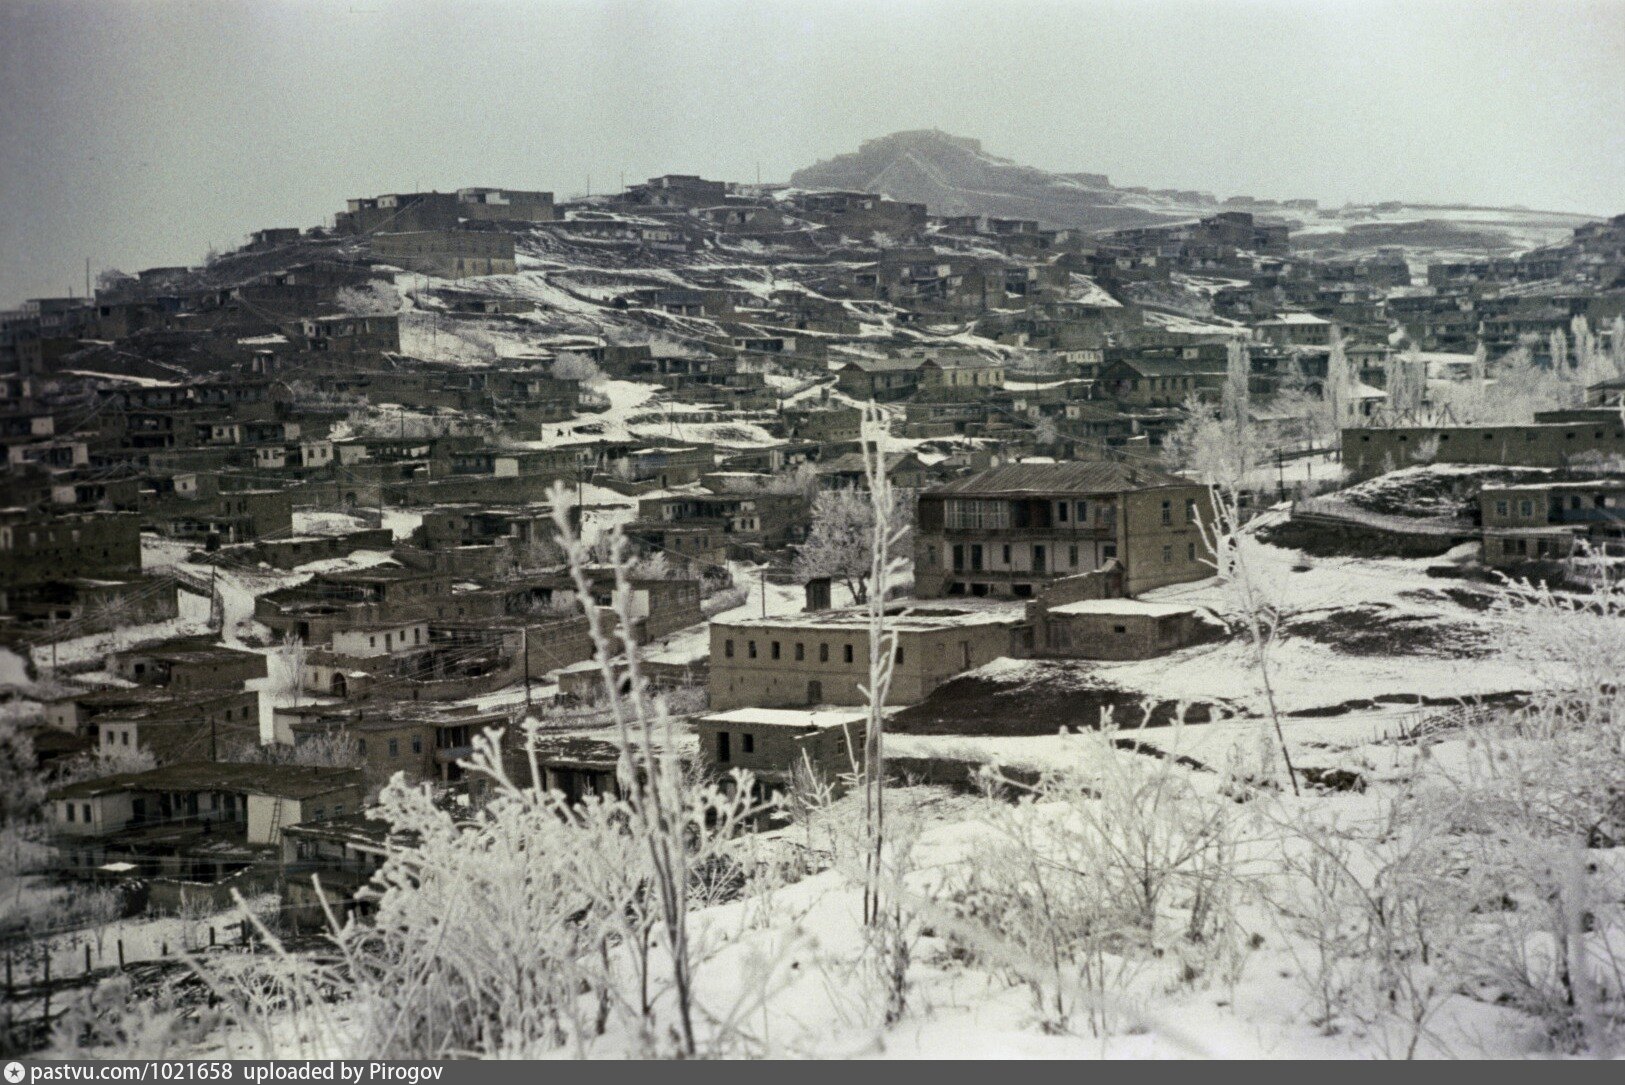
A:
[{"left": 789, "top": 129, "right": 1597, "bottom": 256}]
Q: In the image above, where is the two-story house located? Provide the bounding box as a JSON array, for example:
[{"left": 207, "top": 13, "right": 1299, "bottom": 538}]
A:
[{"left": 914, "top": 462, "right": 1214, "bottom": 599}]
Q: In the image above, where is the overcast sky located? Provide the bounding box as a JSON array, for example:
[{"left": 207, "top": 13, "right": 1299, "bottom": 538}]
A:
[{"left": 1, "top": 0, "right": 1621, "bottom": 306}]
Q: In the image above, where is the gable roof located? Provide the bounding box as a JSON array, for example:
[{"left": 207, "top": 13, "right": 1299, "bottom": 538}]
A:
[
  {"left": 927, "top": 460, "right": 1193, "bottom": 497},
  {"left": 1100, "top": 358, "right": 1228, "bottom": 379},
  {"left": 49, "top": 762, "right": 363, "bottom": 801},
  {"left": 839, "top": 357, "right": 921, "bottom": 373}
]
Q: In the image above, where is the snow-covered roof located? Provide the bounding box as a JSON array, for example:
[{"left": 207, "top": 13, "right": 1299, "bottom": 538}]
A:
[
  {"left": 698, "top": 707, "right": 868, "bottom": 730},
  {"left": 716, "top": 606, "right": 1024, "bottom": 633},
  {"left": 1046, "top": 599, "right": 1197, "bottom": 619},
  {"left": 1258, "top": 312, "right": 1331, "bottom": 325}
]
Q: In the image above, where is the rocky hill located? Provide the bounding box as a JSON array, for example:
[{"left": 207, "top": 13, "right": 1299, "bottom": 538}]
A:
[
  {"left": 790, "top": 129, "right": 1207, "bottom": 233},
  {"left": 791, "top": 129, "right": 1598, "bottom": 255}
]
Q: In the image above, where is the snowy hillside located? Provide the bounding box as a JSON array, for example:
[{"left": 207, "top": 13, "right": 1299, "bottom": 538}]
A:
[{"left": 790, "top": 129, "right": 1597, "bottom": 256}]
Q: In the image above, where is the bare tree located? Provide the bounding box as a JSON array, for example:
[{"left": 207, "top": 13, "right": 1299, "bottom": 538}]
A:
[
  {"left": 333, "top": 281, "right": 402, "bottom": 316},
  {"left": 793, "top": 486, "right": 914, "bottom": 605},
  {"left": 274, "top": 633, "right": 309, "bottom": 705},
  {"left": 1162, "top": 395, "right": 1267, "bottom": 495},
  {"left": 552, "top": 352, "right": 604, "bottom": 384}
]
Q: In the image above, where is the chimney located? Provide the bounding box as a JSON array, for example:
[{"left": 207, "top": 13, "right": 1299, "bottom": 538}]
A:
[{"left": 804, "top": 577, "right": 832, "bottom": 612}]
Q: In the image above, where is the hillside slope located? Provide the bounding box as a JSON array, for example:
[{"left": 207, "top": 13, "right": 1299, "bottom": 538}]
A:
[{"left": 791, "top": 129, "right": 1597, "bottom": 255}]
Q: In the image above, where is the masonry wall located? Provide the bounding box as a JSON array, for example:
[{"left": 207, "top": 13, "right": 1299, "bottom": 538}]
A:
[
  {"left": 101, "top": 694, "right": 261, "bottom": 763},
  {"left": 1118, "top": 486, "right": 1214, "bottom": 595},
  {"left": 707, "top": 620, "right": 1018, "bottom": 710},
  {"left": 353, "top": 724, "right": 437, "bottom": 793},
  {"left": 1344, "top": 423, "right": 1625, "bottom": 480},
  {"left": 694, "top": 720, "right": 860, "bottom": 786},
  {"left": 1034, "top": 610, "right": 1200, "bottom": 660},
  {"left": 0, "top": 512, "right": 141, "bottom": 588},
  {"left": 162, "top": 656, "right": 267, "bottom": 692}
]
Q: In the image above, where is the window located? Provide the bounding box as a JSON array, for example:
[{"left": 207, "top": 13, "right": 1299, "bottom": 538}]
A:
[
  {"left": 1069, "top": 544, "right": 1078, "bottom": 567},
  {"left": 1162, "top": 545, "right": 1173, "bottom": 565},
  {"left": 388, "top": 738, "right": 399, "bottom": 758},
  {"left": 717, "top": 731, "right": 731, "bottom": 763},
  {"left": 1496, "top": 501, "right": 1509, "bottom": 516},
  {"left": 121, "top": 730, "right": 129, "bottom": 746},
  {"left": 843, "top": 644, "right": 854, "bottom": 664},
  {"left": 896, "top": 646, "right": 905, "bottom": 665},
  {"left": 1519, "top": 500, "right": 1534, "bottom": 517},
  {"left": 970, "top": 544, "right": 983, "bottom": 571},
  {"left": 771, "top": 641, "right": 781, "bottom": 660},
  {"left": 819, "top": 643, "right": 829, "bottom": 662},
  {"left": 741, "top": 733, "right": 754, "bottom": 754},
  {"left": 412, "top": 736, "right": 422, "bottom": 754},
  {"left": 1076, "top": 500, "right": 1088, "bottom": 521},
  {"left": 1057, "top": 502, "right": 1068, "bottom": 522},
  {"left": 1161, "top": 501, "right": 1172, "bottom": 526},
  {"left": 83, "top": 803, "right": 91, "bottom": 822},
  {"left": 1188, "top": 542, "right": 1197, "bottom": 562},
  {"left": 65, "top": 803, "right": 74, "bottom": 822},
  {"left": 1103, "top": 544, "right": 1117, "bottom": 559},
  {"left": 945, "top": 499, "right": 1010, "bottom": 530},
  {"left": 357, "top": 739, "right": 367, "bottom": 756},
  {"left": 314, "top": 806, "right": 326, "bottom": 820},
  {"left": 748, "top": 640, "right": 757, "bottom": 659},
  {"left": 795, "top": 643, "right": 805, "bottom": 661},
  {"left": 725, "top": 639, "right": 734, "bottom": 658},
  {"left": 1113, "top": 625, "right": 1127, "bottom": 634},
  {"left": 1002, "top": 544, "right": 1012, "bottom": 565},
  {"left": 1186, "top": 499, "right": 1197, "bottom": 523}
]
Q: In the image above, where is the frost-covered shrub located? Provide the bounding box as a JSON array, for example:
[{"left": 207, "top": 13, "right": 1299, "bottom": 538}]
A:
[
  {"left": 1372, "top": 565, "right": 1625, "bottom": 1050},
  {"left": 937, "top": 725, "right": 1242, "bottom": 1035}
]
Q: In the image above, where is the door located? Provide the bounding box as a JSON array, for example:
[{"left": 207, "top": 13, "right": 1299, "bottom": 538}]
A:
[
  {"left": 807, "top": 680, "right": 823, "bottom": 705},
  {"left": 717, "top": 731, "right": 731, "bottom": 763},
  {"left": 1032, "top": 544, "right": 1046, "bottom": 573}
]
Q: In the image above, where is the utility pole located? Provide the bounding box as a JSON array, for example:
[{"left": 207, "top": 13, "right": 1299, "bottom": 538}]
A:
[
  {"left": 522, "top": 627, "right": 532, "bottom": 714},
  {"left": 760, "top": 567, "right": 767, "bottom": 619},
  {"left": 1277, "top": 448, "right": 1286, "bottom": 503},
  {"left": 209, "top": 565, "right": 221, "bottom": 633}
]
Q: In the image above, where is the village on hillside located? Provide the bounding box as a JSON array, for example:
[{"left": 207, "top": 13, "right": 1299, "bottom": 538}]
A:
[{"left": 5, "top": 159, "right": 1625, "bottom": 1058}]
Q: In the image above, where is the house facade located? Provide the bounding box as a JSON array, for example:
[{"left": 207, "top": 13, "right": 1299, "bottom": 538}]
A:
[
  {"left": 707, "top": 607, "right": 1024, "bottom": 711},
  {"left": 914, "top": 462, "right": 1214, "bottom": 599}
]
